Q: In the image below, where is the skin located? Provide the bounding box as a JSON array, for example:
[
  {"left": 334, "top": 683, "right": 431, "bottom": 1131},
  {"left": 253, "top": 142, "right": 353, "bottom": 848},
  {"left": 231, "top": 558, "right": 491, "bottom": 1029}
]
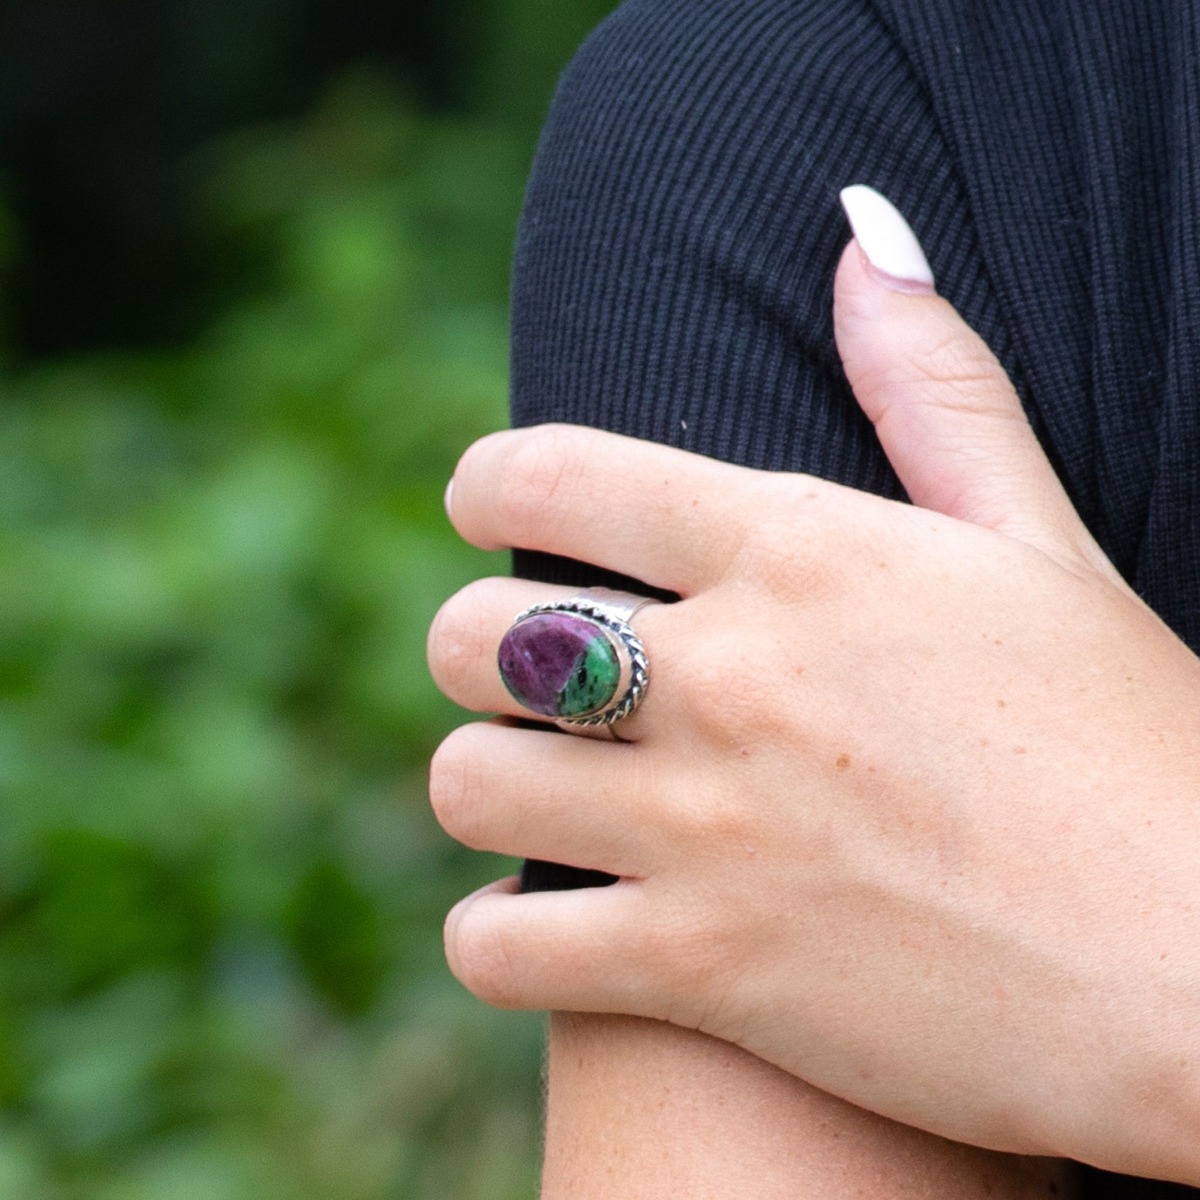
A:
[
  {"left": 540, "top": 1014, "right": 1075, "bottom": 1199},
  {"left": 427, "top": 242, "right": 1200, "bottom": 1182}
]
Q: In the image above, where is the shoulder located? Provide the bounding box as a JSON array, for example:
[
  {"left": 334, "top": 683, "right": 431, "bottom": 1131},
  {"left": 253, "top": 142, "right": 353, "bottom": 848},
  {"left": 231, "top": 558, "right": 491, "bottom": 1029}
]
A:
[
  {"left": 546, "top": 0, "right": 926, "bottom": 160},
  {"left": 526, "top": 0, "right": 957, "bottom": 292},
  {"left": 515, "top": 0, "right": 974, "bottom": 479}
]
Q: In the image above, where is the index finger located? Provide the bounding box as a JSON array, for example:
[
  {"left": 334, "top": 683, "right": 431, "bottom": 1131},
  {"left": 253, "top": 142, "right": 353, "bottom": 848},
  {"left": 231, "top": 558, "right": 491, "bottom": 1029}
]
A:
[{"left": 447, "top": 424, "right": 765, "bottom": 595}]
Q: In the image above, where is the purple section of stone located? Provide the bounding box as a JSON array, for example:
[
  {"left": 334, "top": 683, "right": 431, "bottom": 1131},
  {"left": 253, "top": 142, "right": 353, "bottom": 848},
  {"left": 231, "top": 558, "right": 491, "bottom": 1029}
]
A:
[{"left": 498, "top": 612, "right": 599, "bottom": 716}]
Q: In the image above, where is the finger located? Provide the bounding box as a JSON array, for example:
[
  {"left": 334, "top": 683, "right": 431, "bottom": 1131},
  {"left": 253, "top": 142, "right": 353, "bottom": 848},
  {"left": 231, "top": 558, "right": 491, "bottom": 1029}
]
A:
[
  {"left": 834, "top": 185, "right": 1117, "bottom": 579},
  {"left": 444, "top": 877, "right": 657, "bottom": 1015},
  {"left": 427, "top": 576, "right": 670, "bottom": 739},
  {"left": 446, "top": 423, "right": 776, "bottom": 595},
  {"left": 430, "top": 720, "right": 664, "bottom": 878}
]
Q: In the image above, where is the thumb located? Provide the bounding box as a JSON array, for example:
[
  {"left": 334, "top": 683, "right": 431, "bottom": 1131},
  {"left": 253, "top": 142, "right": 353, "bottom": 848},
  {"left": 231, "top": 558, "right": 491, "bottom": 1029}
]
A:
[{"left": 834, "top": 185, "right": 1111, "bottom": 578}]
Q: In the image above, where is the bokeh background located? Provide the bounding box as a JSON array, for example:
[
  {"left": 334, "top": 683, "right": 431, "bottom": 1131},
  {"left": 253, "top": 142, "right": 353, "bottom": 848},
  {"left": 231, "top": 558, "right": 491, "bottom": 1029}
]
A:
[{"left": 0, "top": 2, "right": 616, "bottom": 1195}]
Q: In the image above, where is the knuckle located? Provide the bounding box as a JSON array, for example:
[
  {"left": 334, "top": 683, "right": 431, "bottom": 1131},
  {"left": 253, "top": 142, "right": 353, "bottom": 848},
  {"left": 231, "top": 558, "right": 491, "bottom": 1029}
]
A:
[
  {"left": 914, "top": 372, "right": 1019, "bottom": 422},
  {"left": 741, "top": 532, "right": 830, "bottom": 602},
  {"left": 452, "top": 431, "right": 495, "bottom": 485},
  {"left": 427, "top": 581, "right": 494, "bottom": 695},
  {"left": 674, "top": 628, "right": 785, "bottom": 745},
  {"left": 428, "top": 727, "right": 483, "bottom": 846},
  {"left": 673, "top": 632, "right": 739, "bottom": 726},
  {"left": 732, "top": 505, "right": 851, "bottom": 604},
  {"left": 445, "top": 911, "right": 522, "bottom": 1009},
  {"left": 902, "top": 329, "right": 1019, "bottom": 418},
  {"left": 493, "top": 425, "right": 580, "bottom": 541}
]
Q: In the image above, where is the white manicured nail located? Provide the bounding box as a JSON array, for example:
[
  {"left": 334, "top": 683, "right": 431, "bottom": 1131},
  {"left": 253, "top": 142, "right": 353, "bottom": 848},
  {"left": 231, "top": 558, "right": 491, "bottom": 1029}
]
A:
[
  {"left": 444, "top": 477, "right": 455, "bottom": 521},
  {"left": 839, "top": 185, "right": 935, "bottom": 291}
]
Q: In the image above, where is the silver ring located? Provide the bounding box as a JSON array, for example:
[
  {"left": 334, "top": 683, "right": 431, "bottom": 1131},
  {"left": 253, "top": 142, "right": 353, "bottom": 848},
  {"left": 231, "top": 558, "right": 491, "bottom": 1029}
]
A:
[{"left": 497, "top": 587, "right": 655, "bottom": 726}]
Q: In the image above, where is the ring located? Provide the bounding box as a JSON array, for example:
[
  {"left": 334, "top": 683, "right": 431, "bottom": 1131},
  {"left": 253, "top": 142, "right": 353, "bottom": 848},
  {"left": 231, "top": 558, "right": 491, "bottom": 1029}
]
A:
[{"left": 497, "top": 588, "right": 655, "bottom": 726}]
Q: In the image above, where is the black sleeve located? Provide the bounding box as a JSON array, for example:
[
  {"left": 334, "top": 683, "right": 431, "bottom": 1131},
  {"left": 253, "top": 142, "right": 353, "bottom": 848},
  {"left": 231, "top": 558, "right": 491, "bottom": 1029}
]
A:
[
  {"left": 508, "top": 0, "right": 1008, "bottom": 891},
  {"left": 505, "top": 4, "right": 1200, "bottom": 1197}
]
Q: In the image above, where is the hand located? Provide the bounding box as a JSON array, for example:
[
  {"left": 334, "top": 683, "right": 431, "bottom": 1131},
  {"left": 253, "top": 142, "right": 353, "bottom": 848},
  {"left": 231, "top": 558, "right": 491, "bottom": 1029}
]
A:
[{"left": 427, "top": 190, "right": 1200, "bottom": 1182}]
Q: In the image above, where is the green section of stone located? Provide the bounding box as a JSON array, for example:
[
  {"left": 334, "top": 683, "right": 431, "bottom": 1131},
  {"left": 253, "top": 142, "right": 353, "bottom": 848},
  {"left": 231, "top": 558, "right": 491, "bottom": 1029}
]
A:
[{"left": 557, "top": 636, "right": 620, "bottom": 716}]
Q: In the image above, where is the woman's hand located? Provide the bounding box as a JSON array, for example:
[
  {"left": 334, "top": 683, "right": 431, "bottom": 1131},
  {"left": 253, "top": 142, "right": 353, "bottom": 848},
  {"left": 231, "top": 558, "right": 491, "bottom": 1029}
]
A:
[{"left": 426, "top": 190, "right": 1200, "bottom": 1182}]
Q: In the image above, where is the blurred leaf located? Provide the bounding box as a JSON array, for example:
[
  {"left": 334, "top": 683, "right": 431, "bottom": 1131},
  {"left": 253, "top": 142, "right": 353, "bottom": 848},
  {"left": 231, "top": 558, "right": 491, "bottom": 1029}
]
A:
[
  {"left": 284, "top": 861, "right": 385, "bottom": 1019},
  {"left": 0, "top": 13, "right": 606, "bottom": 1189},
  {"left": 30, "top": 832, "right": 214, "bottom": 996}
]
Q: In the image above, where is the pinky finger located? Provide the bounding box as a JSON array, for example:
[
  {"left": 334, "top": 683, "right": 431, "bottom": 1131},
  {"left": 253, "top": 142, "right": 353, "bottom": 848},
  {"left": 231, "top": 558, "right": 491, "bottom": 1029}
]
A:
[{"left": 444, "top": 876, "right": 658, "bottom": 1017}]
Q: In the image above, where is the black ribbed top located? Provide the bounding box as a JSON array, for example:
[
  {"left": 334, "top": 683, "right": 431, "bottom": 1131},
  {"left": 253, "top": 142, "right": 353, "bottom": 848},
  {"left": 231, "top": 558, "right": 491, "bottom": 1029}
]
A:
[{"left": 508, "top": 3, "right": 1200, "bottom": 1193}]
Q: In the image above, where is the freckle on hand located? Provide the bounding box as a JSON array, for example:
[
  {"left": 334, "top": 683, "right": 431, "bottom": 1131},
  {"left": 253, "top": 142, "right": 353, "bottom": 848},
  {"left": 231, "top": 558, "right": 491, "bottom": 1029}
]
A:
[{"left": 836, "top": 754, "right": 851, "bottom": 771}]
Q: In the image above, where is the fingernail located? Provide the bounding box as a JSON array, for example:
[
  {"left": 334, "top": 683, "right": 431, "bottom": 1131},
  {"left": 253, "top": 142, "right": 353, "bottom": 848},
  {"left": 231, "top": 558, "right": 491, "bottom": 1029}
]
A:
[
  {"left": 839, "top": 185, "right": 936, "bottom": 293},
  {"left": 444, "top": 477, "right": 455, "bottom": 521}
]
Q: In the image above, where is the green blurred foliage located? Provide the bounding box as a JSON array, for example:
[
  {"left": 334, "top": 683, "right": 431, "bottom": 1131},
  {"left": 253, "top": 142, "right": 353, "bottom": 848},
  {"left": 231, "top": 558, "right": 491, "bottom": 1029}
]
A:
[{"left": 0, "top": 2, "right": 617, "bottom": 1191}]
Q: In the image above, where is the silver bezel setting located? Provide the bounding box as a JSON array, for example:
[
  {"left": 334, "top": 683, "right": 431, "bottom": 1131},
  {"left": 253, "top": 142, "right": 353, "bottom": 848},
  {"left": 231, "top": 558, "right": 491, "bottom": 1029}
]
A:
[{"left": 506, "top": 597, "right": 650, "bottom": 726}]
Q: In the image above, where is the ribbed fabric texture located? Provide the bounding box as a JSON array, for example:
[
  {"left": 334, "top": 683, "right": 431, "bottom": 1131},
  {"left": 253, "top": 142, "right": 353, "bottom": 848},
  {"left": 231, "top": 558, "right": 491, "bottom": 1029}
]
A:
[{"left": 507, "top": 2, "right": 1200, "bottom": 1193}]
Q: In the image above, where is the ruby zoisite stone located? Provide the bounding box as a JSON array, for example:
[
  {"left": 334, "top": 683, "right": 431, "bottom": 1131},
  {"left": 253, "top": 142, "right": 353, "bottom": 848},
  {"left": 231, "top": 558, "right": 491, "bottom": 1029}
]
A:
[{"left": 497, "top": 611, "right": 621, "bottom": 718}]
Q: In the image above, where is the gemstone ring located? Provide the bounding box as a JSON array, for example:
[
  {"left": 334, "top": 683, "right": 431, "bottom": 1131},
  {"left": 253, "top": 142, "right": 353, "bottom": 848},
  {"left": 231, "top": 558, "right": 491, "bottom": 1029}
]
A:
[{"left": 496, "top": 588, "right": 655, "bottom": 727}]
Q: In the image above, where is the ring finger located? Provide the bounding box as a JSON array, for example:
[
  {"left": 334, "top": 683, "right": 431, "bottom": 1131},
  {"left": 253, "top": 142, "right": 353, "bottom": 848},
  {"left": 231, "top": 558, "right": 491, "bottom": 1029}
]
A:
[
  {"left": 430, "top": 719, "right": 667, "bottom": 877},
  {"left": 427, "top": 577, "right": 671, "bottom": 740}
]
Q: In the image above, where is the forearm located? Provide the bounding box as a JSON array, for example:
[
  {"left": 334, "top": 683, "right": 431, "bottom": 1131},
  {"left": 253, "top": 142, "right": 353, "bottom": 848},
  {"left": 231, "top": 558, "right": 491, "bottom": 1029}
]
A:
[{"left": 541, "top": 1014, "right": 1076, "bottom": 1200}]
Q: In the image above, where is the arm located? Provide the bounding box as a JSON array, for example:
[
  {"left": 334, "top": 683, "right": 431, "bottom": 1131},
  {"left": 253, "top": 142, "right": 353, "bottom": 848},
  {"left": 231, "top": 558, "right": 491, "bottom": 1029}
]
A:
[
  {"left": 434, "top": 0, "right": 1200, "bottom": 1185},
  {"left": 432, "top": 212, "right": 1200, "bottom": 1182},
  {"left": 542, "top": 1015, "right": 1074, "bottom": 1200},
  {"left": 497, "top": 1, "right": 1077, "bottom": 1192}
]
